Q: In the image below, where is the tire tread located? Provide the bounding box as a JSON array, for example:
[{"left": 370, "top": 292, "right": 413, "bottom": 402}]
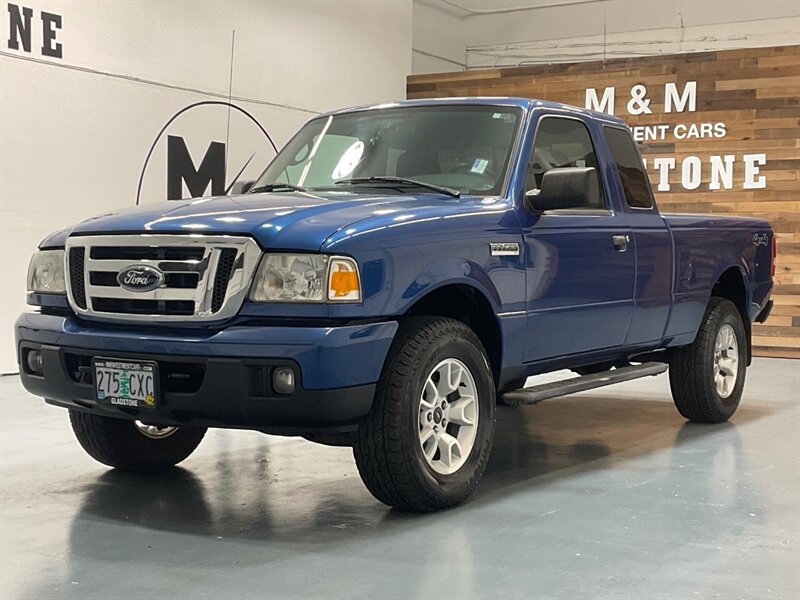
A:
[
  {"left": 669, "top": 297, "right": 746, "bottom": 423},
  {"left": 69, "top": 411, "right": 206, "bottom": 471},
  {"left": 353, "top": 317, "right": 495, "bottom": 512}
]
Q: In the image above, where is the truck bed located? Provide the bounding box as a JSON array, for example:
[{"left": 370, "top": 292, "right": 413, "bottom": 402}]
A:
[{"left": 662, "top": 213, "right": 773, "bottom": 346}]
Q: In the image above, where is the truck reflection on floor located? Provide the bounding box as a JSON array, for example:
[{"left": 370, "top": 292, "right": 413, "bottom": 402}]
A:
[{"left": 26, "top": 395, "right": 767, "bottom": 599}]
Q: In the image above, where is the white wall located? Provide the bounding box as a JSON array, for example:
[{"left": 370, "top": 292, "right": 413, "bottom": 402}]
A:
[
  {"left": 463, "top": 0, "right": 800, "bottom": 68},
  {"left": 412, "top": 1, "right": 464, "bottom": 73},
  {"left": 0, "top": 0, "right": 412, "bottom": 373},
  {"left": 413, "top": 0, "right": 800, "bottom": 72}
]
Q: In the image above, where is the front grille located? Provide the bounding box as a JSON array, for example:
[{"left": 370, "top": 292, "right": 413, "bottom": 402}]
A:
[
  {"left": 90, "top": 246, "right": 206, "bottom": 261},
  {"left": 92, "top": 298, "right": 195, "bottom": 315},
  {"left": 89, "top": 271, "right": 200, "bottom": 288},
  {"left": 68, "top": 248, "right": 87, "bottom": 309},
  {"left": 211, "top": 248, "right": 238, "bottom": 313},
  {"left": 65, "top": 235, "right": 262, "bottom": 322}
]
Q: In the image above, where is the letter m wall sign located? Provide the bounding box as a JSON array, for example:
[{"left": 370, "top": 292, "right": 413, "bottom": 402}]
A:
[{"left": 167, "top": 136, "right": 226, "bottom": 200}]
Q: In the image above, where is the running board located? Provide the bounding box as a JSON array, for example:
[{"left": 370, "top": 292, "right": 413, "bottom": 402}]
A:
[{"left": 500, "top": 362, "right": 669, "bottom": 407}]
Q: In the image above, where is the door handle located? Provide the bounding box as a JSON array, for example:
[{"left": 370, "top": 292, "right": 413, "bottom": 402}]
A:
[{"left": 612, "top": 234, "right": 630, "bottom": 252}]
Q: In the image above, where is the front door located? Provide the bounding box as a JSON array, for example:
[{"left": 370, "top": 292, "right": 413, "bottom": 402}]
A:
[{"left": 519, "top": 115, "right": 636, "bottom": 362}]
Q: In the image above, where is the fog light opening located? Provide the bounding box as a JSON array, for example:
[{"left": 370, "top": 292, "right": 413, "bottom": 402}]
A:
[
  {"left": 26, "top": 349, "right": 43, "bottom": 375},
  {"left": 273, "top": 367, "right": 295, "bottom": 395}
]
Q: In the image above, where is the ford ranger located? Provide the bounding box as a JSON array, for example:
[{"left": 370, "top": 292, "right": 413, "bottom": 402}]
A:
[{"left": 17, "top": 98, "right": 775, "bottom": 512}]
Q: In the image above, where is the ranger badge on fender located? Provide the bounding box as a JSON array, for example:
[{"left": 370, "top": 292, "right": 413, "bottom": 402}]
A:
[{"left": 490, "top": 242, "right": 520, "bottom": 256}]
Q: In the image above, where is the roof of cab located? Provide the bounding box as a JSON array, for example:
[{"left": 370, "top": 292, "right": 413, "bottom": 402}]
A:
[{"left": 320, "top": 96, "right": 628, "bottom": 126}]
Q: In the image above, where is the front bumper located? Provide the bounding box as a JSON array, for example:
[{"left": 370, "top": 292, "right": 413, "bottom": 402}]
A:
[{"left": 16, "top": 312, "right": 398, "bottom": 433}]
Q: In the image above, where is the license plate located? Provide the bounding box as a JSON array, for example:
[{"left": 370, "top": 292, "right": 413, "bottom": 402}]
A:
[{"left": 93, "top": 358, "right": 158, "bottom": 409}]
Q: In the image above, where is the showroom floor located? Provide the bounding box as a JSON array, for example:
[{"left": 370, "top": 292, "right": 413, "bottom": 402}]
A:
[{"left": 1, "top": 358, "right": 798, "bottom": 600}]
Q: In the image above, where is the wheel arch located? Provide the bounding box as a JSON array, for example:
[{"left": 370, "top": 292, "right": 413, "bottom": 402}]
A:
[
  {"left": 403, "top": 283, "right": 503, "bottom": 385},
  {"left": 711, "top": 265, "right": 752, "bottom": 364}
]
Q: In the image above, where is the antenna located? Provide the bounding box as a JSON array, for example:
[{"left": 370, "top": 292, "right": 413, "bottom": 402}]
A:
[
  {"left": 224, "top": 152, "right": 256, "bottom": 195},
  {"left": 225, "top": 30, "right": 236, "bottom": 176}
]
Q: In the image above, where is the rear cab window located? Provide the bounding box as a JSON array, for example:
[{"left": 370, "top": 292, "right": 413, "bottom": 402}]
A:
[{"left": 602, "top": 126, "right": 655, "bottom": 209}]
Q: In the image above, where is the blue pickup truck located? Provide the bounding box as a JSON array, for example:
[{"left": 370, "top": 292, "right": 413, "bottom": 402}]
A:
[{"left": 17, "top": 98, "right": 775, "bottom": 511}]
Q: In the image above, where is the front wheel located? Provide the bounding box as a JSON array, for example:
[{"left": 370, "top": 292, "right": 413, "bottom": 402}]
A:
[
  {"left": 69, "top": 411, "right": 206, "bottom": 471},
  {"left": 353, "top": 317, "right": 496, "bottom": 512},
  {"left": 669, "top": 297, "right": 747, "bottom": 423}
]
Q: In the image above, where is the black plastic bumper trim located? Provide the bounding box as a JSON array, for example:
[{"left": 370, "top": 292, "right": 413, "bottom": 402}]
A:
[{"left": 18, "top": 342, "right": 375, "bottom": 435}]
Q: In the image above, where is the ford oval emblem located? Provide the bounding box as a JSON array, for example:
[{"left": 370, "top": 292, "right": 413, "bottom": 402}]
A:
[{"left": 117, "top": 265, "right": 164, "bottom": 292}]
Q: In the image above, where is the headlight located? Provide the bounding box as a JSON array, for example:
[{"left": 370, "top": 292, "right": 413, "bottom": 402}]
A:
[
  {"left": 27, "top": 250, "right": 66, "bottom": 294},
  {"left": 249, "top": 254, "right": 361, "bottom": 303}
]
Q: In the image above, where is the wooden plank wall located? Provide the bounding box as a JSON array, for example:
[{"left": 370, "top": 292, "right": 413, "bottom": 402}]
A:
[{"left": 407, "top": 45, "right": 800, "bottom": 358}]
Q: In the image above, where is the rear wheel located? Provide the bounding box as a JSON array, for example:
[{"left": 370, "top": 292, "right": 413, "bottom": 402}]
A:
[
  {"left": 669, "top": 298, "right": 747, "bottom": 423},
  {"left": 69, "top": 411, "right": 206, "bottom": 471},
  {"left": 353, "top": 317, "right": 496, "bottom": 512}
]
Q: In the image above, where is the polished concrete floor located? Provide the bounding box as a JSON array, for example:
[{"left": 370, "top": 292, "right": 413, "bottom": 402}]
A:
[{"left": 1, "top": 358, "right": 798, "bottom": 599}]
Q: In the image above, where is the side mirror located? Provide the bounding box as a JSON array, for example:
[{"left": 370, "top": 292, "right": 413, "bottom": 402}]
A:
[
  {"left": 228, "top": 180, "right": 255, "bottom": 195},
  {"left": 525, "top": 167, "right": 601, "bottom": 212}
]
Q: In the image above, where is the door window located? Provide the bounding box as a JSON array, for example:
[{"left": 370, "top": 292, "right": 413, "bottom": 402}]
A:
[
  {"left": 526, "top": 117, "right": 604, "bottom": 207},
  {"left": 603, "top": 126, "right": 654, "bottom": 209}
]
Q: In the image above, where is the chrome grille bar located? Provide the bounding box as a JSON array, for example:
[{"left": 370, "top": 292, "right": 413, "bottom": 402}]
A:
[
  {"left": 65, "top": 234, "right": 262, "bottom": 322},
  {"left": 83, "top": 258, "right": 207, "bottom": 272},
  {"left": 81, "top": 286, "right": 199, "bottom": 301}
]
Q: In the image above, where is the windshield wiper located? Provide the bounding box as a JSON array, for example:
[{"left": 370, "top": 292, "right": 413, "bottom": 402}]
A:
[
  {"left": 334, "top": 176, "right": 460, "bottom": 198},
  {"left": 249, "top": 183, "right": 308, "bottom": 193}
]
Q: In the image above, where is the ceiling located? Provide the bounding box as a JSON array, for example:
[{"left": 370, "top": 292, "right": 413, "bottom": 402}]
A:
[{"left": 419, "top": 0, "right": 604, "bottom": 18}]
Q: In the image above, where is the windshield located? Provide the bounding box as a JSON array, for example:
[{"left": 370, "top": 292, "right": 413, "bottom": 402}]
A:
[{"left": 253, "top": 105, "right": 522, "bottom": 196}]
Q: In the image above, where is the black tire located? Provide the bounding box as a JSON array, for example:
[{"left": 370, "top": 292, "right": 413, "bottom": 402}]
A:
[
  {"left": 669, "top": 297, "right": 747, "bottom": 423},
  {"left": 302, "top": 432, "right": 355, "bottom": 447},
  {"left": 353, "top": 317, "right": 496, "bottom": 512},
  {"left": 69, "top": 411, "right": 206, "bottom": 471}
]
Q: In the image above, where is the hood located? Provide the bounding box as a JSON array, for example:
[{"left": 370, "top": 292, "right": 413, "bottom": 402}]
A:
[{"left": 64, "top": 191, "right": 485, "bottom": 251}]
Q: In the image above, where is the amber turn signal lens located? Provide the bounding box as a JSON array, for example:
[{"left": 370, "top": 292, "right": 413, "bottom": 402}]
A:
[
  {"left": 330, "top": 271, "right": 358, "bottom": 296},
  {"left": 327, "top": 257, "right": 361, "bottom": 301}
]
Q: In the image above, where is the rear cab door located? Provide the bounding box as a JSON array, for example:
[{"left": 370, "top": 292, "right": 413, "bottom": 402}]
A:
[
  {"left": 599, "top": 121, "right": 674, "bottom": 348},
  {"left": 517, "top": 109, "right": 636, "bottom": 362}
]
